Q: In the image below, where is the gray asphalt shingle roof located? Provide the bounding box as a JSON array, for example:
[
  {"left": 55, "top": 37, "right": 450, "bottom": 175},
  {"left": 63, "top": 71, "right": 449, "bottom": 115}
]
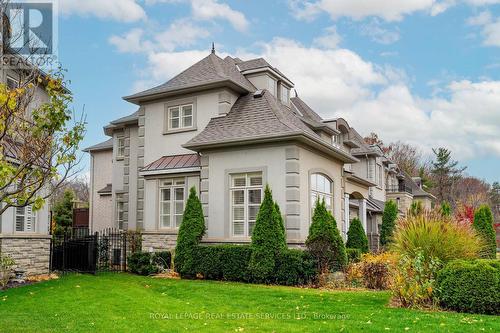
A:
[
  {"left": 124, "top": 53, "right": 255, "bottom": 101},
  {"left": 83, "top": 138, "right": 113, "bottom": 152}
]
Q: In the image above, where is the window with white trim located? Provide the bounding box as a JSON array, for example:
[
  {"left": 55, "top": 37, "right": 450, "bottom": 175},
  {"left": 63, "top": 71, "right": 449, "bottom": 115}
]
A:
[
  {"left": 116, "top": 137, "right": 125, "bottom": 159},
  {"left": 230, "top": 173, "right": 263, "bottom": 237},
  {"left": 310, "top": 173, "right": 333, "bottom": 216},
  {"left": 116, "top": 201, "right": 124, "bottom": 230},
  {"left": 159, "top": 178, "right": 186, "bottom": 229},
  {"left": 15, "top": 205, "right": 36, "bottom": 232},
  {"left": 168, "top": 104, "right": 193, "bottom": 130}
]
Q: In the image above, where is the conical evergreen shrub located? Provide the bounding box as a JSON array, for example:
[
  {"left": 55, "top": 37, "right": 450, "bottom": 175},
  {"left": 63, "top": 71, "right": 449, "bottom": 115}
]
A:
[
  {"left": 174, "top": 187, "right": 206, "bottom": 277},
  {"left": 305, "top": 199, "right": 347, "bottom": 273},
  {"left": 380, "top": 200, "right": 398, "bottom": 247},
  {"left": 346, "top": 217, "right": 369, "bottom": 253},
  {"left": 248, "top": 185, "right": 287, "bottom": 282},
  {"left": 473, "top": 205, "right": 497, "bottom": 259}
]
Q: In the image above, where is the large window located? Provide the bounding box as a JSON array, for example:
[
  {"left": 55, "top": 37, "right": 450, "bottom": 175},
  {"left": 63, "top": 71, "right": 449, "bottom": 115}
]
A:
[
  {"left": 230, "top": 173, "right": 263, "bottom": 237},
  {"left": 116, "top": 137, "right": 125, "bottom": 159},
  {"left": 310, "top": 173, "right": 333, "bottom": 213},
  {"left": 159, "top": 178, "right": 186, "bottom": 229},
  {"left": 116, "top": 201, "right": 124, "bottom": 230},
  {"left": 15, "top": 205, "right": 36, "bottom": 232},
  {"left": 168, "top": 104, "right": 193, "bottom": 130}
]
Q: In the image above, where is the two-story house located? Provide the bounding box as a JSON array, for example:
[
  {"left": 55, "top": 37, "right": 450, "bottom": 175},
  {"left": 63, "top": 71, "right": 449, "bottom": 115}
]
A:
[
  {"left": 86, "top": 50, "right": 434, "bottom": 251},
  {"left": 0, "top": 66, "right": 52, "bottom": 275}
]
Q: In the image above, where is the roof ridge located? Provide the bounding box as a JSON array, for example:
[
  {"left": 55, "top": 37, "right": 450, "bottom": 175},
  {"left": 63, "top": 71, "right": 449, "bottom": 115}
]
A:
[{"left": 262, "top": 91, "right": 300, "bottom": 133}]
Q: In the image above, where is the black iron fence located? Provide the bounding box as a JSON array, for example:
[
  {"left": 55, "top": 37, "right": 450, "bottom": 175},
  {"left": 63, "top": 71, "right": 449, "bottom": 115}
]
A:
[{"left": 50, "top": 228, "right": 142, "bottom": 274}]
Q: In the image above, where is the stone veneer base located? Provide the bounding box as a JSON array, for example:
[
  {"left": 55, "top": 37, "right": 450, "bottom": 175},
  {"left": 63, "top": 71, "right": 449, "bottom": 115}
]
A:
[{"left": 0, "top": 235, "right": 51, "bottom": 275}]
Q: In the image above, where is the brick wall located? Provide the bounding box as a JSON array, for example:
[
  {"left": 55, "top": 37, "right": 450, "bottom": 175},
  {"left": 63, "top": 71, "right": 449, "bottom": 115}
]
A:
[{"left": 0, "top": 236, "right": 51, "bottom": 275}]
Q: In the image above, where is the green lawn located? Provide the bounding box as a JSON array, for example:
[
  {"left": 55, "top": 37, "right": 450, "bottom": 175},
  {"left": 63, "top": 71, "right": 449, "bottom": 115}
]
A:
[{"left": 0, "top": 273, "right": 498, "bottom": 332}]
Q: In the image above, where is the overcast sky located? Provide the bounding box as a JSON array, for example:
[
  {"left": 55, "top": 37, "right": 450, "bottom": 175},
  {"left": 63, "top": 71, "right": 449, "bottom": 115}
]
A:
[{"left": 56, "top": 0, "right": 500, "bottom": 183}]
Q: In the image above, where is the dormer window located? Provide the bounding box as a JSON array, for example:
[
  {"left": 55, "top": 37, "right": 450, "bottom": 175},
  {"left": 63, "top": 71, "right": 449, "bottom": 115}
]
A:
[
  {"left": 332, "top": 134, "right": 341, "bottom": 147},
  {"left": 280, "top": 86, "right": 290, "bottom": 105}
]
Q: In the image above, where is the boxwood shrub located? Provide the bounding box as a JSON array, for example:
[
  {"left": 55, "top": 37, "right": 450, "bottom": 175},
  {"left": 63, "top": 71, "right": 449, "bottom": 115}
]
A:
[
  {"left": 194, "top": 245, "right": 252, "bottom": 282},
  {"left": 128, "top": 251, "right": 172, "bottom": 275},
  {"left": 192, "top": 245, "right": 317, "bottom": 286},
  {"left": 436, "top": 259, "right": 500, "bottom": 315},
  {"left": 274, "top": 249, "right": 317, "bottom": 286}
]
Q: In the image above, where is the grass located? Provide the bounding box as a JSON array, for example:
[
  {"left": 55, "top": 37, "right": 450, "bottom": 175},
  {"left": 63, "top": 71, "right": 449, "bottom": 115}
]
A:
[{"left": 0, "top": 273, "right": 499, "bottom": 332}]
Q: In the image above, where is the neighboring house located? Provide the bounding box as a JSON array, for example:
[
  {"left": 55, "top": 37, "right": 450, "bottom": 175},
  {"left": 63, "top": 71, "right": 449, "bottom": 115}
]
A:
[
  {"left": 0, "top": 68, "right": 52, "bottom": 275},
  {"left": 85, "top": 49, "right": 434, "bottom": 251}
]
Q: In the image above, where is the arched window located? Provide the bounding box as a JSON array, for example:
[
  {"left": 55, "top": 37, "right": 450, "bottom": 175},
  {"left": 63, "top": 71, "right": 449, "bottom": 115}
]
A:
[{"left": 310, "top": 173, "right": 333, "bottom": 213}]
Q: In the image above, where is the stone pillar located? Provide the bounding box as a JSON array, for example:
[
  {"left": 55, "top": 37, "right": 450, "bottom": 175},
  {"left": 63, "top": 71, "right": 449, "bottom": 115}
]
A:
[
  {"left": 343, "top": 193, "right": 350, "bottom": 240},
  {"left": 359, "top": 198, "right": 367, "bottom": 232}
]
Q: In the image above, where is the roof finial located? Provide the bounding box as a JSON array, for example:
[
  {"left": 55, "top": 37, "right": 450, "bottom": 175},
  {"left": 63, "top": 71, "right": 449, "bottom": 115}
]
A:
[{"left": 211, "top": 42, "right": 215, "bottom": 54}]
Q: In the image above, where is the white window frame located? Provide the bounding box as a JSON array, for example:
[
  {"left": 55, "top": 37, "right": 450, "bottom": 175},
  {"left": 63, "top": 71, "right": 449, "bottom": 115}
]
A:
[
  {"left": 310, "top": 173, "right": 334, "bottom": 219},
  {"left": 167, "top": 104, "right": 194, "bottom": 131},
  {"left": 116, "top": 200, "right": 124, "bottom": 230},
  {"left": 159, "top": 178, "right": 186, "bottom": 229},
  {"left": 230, "top": 173, "right": 263, "bottom": 237},
  {"left": 15, "top": 205, "right": 36, "bottom": 233},
  {"left": 116, "top": 137, "right": 125, "bottom": 159}
]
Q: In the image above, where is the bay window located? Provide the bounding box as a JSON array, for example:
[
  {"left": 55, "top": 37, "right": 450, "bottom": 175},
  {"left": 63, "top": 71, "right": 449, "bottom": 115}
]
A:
[
  {"left": 159, "top": 178, "right": 186, "bottom": 229},
  {"left": 230, "top": 173, "right": 263, "bottom": 237}
]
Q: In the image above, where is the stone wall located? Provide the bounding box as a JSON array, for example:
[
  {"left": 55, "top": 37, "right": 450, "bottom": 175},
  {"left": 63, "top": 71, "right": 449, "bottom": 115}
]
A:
[
  {"left": 0, "top": 235, "right": 51, "bottom": 275},
  {"left": 142, "top": 232, "right": 178, "bottom": 252}
]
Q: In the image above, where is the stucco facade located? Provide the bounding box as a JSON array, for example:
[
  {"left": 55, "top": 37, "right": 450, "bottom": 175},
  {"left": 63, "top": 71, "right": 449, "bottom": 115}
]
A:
[{"left": 85, "top": 51, "right": 435, "bottom": 252}]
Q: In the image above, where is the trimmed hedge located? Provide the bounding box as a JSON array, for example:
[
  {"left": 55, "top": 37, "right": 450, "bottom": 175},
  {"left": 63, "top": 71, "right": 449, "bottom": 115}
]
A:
[
  {"left": 346, "top": 248, "right": 362, "bottom": 264},
  {"left": 380, "top": 200, "right": 398, "bottom": 247},
  {"left": 192, "top": 245, "right": 317, "bottom": 286},
  {"left": 436, "top": 259, "right": 500, "bottom": 315},
  {"left": 274, "top": 249, "right": 317, "bottom": 286},
  {"left": 128, "top": 251, "right": 172, "bottom": 275},
  {"left": 194, "top": 245, "right": 252, "bottom": 282}
]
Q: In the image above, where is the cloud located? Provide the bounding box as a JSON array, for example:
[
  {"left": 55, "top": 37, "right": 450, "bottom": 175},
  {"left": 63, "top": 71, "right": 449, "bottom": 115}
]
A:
[
  {"left": 312, "top": 26, "right": 342, "bottom": 49},
  {"left": 289, "top": 0, "right": 446, "bottom": 22},
  {"left": 109, "top": 19, "right": 209, "bottom": 54},
  {"left": 467, "top": 11, "right": 500, "bottom": 46},
  {"left": 190, "top": 0, "right": 249, "bottom": 32},
  {"left": 289, "top": 0, "right": 500, "bottom": 22},
  {"left": 59, "top": 0, "right": 146, "bottom": 22},
  {"left": 360, "top": 19, "right": 400, "bottom": 44}
]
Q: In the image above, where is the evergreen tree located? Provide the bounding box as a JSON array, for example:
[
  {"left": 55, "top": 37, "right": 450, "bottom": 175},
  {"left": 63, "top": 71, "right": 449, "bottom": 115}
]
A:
[
  {"left": 174, "top": 187, "right": 206, "bottom": 277},
  {"left": 380, "top": 200, "right": 398, "bottom": 247},
  {"left": 52, "top": 190, "right": 75, "bottom": 235},
  {"left": 305, "top": 200, "right": 347, "bottom": 273},
  {"left": 248, "top": 185, "right": 287, "bottom": 282},
  {"left": 346, "top": 217, "right": 369, "bottom": 253},
  {"left": 431, "top": 147, "right": 466, "bottom": 203},
  {"left": 473, "top": 205, "right": 497, "bottom": 259}
]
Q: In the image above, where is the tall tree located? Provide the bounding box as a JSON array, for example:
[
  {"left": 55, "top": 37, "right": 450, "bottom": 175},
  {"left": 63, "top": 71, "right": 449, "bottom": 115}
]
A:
[
  {"left": 380, "top": 200, "right": 398, "bottom": 247},
  {"left": 430, "top": 148, "right": 466, "bottom": 203},
  {"left": 174, "top": 187, "right": 206, "bottom": 278},
  {"left": 489, "top": 182, "right": 500, "bottom": 222},
  {"left": 52, "top": 189, "right": 74, "bottom": 235},
  {"left": 248, "top": 185, "right": 286, "bottom": 282}
]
